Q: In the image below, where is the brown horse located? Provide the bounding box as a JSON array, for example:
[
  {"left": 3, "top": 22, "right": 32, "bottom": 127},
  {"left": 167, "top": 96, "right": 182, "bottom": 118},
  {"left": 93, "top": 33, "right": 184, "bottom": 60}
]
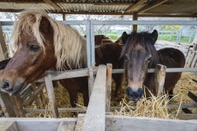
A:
[
  {"left": 84, "top": 34, "right": 114, "bottom": 46},
  {"left": 120, "top": 30, "right": 185, "bottom": 101},
  {"left": 95, "top": 43, "right": 123, "bottom": 97},
  {"left": 0, "top": 11, "right": 122, "bottom": 108}
]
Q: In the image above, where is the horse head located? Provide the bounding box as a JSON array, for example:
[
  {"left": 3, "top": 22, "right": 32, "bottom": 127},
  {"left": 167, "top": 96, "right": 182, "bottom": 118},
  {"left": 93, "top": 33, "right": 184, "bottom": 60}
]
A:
[
  {"left": 0, "top": 13, "right": 56, "bottom": 95},
  {"left": 121, "top": 30, "right": 158, "bottom": 101}
]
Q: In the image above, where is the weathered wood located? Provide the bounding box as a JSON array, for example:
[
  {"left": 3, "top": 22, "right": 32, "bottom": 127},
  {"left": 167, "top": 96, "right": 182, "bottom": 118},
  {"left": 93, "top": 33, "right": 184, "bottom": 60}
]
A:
[
  {"left": 0, "top": 121, "right": 18, "bottom": 131},
  {"left": 0, "top": 23, "right": 9, "bottom": 60},
  {"left": 176, "top": 113, "right": 197, "bottom": 120},
  {"left": 191, "top": 53, "right": 197, "bottom": 68},
  {"left": 57, "top": 121, "right": 76, "bottom": 131},
  {"left": 0, "top": 118, "right": 77, "bottom": 131},
  {"left": 0, "top": 93, "right": 15, "bottom": 117},
  {"left": 20, "top": 84, "right": 33, "bottom": 102},
  {"left": 45, "top": 74, "right": 59, "bottom": 118},
  {"left": 75, "top": 114, "right": 85, "bottom": 131},
  {"left": 106, "top": 64, "right": 112, "bottom": 112},
  {"left": 155, "top": 64, "right": 166, "bottom": 96},
  {"left": 82, "top": 65, "right": 106, "bottom": 131},
  {"left": 9, "top": 95, "right": 24, "bottom": 117},
  {"left": 24, "top": 107, "right": 86, "bottom": 114},
  {"left": 31, "top": 83, "right": 40, "bottom": 107},
  {"left": 88, "top": 66, "right": 94, "bottom": 97},
  {"left": 106, "top": 115, "right": 197, "bottom": 131},
  {"left": 23, "top": 83, "right": 45, "bottom": 106}
]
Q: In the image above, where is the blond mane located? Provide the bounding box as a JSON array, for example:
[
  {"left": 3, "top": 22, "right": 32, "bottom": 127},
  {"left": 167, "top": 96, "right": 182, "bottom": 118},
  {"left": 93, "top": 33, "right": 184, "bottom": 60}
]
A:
[{"left": 11, "top": 10, "right": 87, "bottom": 70}]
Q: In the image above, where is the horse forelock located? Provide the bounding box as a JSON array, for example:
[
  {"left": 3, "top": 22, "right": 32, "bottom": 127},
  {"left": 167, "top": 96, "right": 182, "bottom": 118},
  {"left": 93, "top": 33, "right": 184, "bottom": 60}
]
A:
[
  {"left": 11, "top": 10, "right": 87, "bottom": 71},
  {"left": 121, "top": 31, "right": 159, "bottom": 67}
]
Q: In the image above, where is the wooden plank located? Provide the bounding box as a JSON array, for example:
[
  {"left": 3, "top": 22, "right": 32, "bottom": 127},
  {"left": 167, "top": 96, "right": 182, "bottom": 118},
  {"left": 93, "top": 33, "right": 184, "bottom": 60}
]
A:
[
  {"left": 155, "top": 64, "right": 166, "bottom": 96},
  {"left": 82, "top": 65, "right": 107, "bottom": 131},
  {"left": 0, "top": 118, "right": 77, "bottom": 131},
  {"left": 37, "top": 68, "right": 90, "bottom": 82},
  {"left": 0, "top": 23, "right": 9, "bottom": 60},
  {"left": 24, "top": 107, "right": 86, "bottom": 114},
  {"left": 176, "top": 113, "right": 197, "bottom": 120},
  {"left": 88, "top": 66, "right": 94, "bottom": 98},
  {"left": 186, "top": 52, "right": 196, "bottom": 68},
  {"left": 23, "top": 83, "right": 45, "bottom": 106},
  {"left": 0, "top": 121, "right": 18, "bottom": 131},
  {"left": 191, "top": 53, "right": 197, "bottom": 68},
  {"left": 125, "top": 0, "right": 146, "bottom": 13},
  {"left": 31, "top": 83, "right": 40, "bottom": 107},
  {"left": 45, "top": 74, "right": 59, "bottom": 118},
  {"left": 106, "top": 64, "right": 112, "bottom": 112},
  {"left": 57, "top": 121, "right": 76, "bottom": 131},
  {"left": 106, "top": 115, "right": 197, "bottom": 131},
  {"left": 9, "top": 95, "right": 24, "bottom": 117},
  {"left": 75, "top": 114, "right": 85, "bottom": 131},
  {"left": 43, "top": 0, "right": 62, "bottom": 11},
  {"left": 0, "top": 93, "right": 15, "bottom": 117}
]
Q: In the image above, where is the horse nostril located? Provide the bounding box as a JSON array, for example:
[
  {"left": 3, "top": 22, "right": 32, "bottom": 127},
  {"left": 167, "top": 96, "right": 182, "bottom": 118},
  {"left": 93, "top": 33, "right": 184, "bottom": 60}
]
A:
[
  {"left": 126, "top": 87, "right": 143, "bottom": 101},
  {"left": 2, "top": 81, "right": 10, "bottom": 91}
]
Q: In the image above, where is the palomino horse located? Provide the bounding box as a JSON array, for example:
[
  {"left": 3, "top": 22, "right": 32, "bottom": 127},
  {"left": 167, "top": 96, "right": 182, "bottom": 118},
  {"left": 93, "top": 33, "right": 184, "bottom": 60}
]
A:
[
  {"left": 0, "top": 11, "right": 123, "bottom": 108},
  {"left": 120, "top": 30, "right": 185, "bottom": 101}
]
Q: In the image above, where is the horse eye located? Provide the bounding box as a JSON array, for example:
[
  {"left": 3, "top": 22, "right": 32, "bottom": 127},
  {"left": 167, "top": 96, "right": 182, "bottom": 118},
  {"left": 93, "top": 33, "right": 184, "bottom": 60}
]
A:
[
  {"left": 147, "top": 58, "right": 152, "bottom": 62},
  {"left": 30, "top": 45, "right": 40, "bottom": 52}
]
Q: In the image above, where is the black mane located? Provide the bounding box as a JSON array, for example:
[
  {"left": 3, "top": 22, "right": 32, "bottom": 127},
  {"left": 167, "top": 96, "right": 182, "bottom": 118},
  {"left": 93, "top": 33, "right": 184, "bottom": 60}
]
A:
[{"left": 121, "top": 31, "right": 159, "bottom": 68}]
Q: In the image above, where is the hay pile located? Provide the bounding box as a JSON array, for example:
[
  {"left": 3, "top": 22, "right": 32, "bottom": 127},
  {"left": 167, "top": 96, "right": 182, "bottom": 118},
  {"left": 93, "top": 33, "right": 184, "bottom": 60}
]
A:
[
  {"left": 113, "top": 72, "right": 197, "bottom": 119},
  {"left": 23, "top": 72, "right": 197, "bottom": 118},
  {"left": 113, "top": 93, "right": 180, "bottom": 119}
]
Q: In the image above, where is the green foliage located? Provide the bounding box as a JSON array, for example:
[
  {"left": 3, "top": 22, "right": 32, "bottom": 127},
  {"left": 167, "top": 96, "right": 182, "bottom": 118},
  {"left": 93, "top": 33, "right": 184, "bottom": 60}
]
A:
[
  {"left": 160, "top": 25, "right": 181, "bottom": 31},
  {"left": 106, "top": 33, "right": 118, "bottom": 40}
]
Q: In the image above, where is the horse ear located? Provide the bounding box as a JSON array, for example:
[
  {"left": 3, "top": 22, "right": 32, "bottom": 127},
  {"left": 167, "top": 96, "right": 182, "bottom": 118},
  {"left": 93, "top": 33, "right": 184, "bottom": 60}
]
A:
[
  {"left": 39, "top": 17, "right": 53, "bottom": 34},
  {"left": 150, "top": 30, "right": 158, "bottom": 44},
  {"left": 122, "top": 31, "right": 129, "bottom": 45}
]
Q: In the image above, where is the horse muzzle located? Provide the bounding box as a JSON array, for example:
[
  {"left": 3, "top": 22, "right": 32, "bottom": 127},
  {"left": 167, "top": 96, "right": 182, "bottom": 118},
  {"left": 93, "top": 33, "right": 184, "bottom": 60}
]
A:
[
  {"left": 126, "top": 87, "right": 143, "bottom": 102},
  {"left": 0, "top": 79, "right": 25, "bottom": 96}
]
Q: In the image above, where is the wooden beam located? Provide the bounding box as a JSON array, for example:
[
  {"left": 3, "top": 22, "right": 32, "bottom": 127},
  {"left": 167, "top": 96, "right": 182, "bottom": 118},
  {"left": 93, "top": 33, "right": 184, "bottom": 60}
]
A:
[
  {"left": 132, "top": 12, "right": 138, "bottom": 32},
  {"left": 125, "top": 0, "right": 146, "bottom": 13},
  {"left": 0, "top": 1, "right": 134, "bottom": 5},
  {"left": 137, "top": 0, "right": 169, "bottom": 13},
  {"left": 82, "top": 65, "right": 106, "bottom": 131},
  {"left": 45, "top": 74, "right": 59, "bottom": 118},
  {"left": 43, "top": 0, "right": 62, "bottom": 12}
]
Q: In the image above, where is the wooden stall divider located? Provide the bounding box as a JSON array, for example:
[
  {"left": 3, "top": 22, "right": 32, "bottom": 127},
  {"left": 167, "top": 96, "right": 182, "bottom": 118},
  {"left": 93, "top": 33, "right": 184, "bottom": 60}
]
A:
[
  {"left": 155, "top": 64, "right": 166, "bottom": 96},
  {"left": 106, "top": 64, "right": 112, "bottom": 112},
  {"left": 82, "top": 65, "right": 106, "bottom": 131},
  {"left": 45, "top": 74, "right": 59, "bottom": 118}
]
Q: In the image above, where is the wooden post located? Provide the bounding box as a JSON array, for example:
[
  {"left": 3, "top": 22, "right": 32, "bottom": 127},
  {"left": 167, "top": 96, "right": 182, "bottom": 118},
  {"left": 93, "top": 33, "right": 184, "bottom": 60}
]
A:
[
  {"left": 132, "top": 12, "right": 138, "bottom": 32},
  {"left": 0, "top": 93, "right": 15, "bottom": 117},
  {"left": 0, "top": 23, "right": 9, "bottom": 59},
  {"left": 63, "top": 13, "right": 66, "bottom": 20},
  {"left": 88, "top": 66, "right": 94, "bottom": 98},
  {"left": 106, "top": 64, "right": 112, "bottom": 112},
  {"left": 155, "top": 64, "right": 166, "bottom": 96},
  {"left": 9, "top": 95, "right": 25, "bottom": 117},
  {"left": 45, "top": 74, "right": 59, "bottom": 118},
  {"left": 82, "top": 65, "right": 106, "bottom": 131}
]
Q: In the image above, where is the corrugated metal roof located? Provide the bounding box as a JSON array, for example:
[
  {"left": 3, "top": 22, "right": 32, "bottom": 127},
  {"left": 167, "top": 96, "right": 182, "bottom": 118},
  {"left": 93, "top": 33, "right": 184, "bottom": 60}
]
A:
[{"left": 0, "top": 0, "right": 197, "bottom": 17}]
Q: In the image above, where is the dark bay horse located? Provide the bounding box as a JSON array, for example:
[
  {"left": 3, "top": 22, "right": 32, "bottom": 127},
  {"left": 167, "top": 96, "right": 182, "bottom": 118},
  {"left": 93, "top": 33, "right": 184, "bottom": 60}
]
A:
[
  {"left": 0, "top": 11, "right": 122, "bottom": 108},
  {"left": 120, "top": 30, "right": 185, "bottom": 101}
]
